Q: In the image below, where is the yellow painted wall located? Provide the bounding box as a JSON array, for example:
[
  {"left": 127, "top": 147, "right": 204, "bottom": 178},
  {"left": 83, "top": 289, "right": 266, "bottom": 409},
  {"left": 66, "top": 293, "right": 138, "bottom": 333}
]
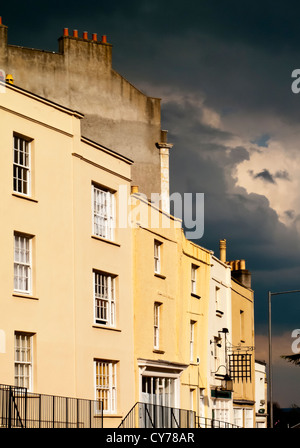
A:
[
  {"left": 0, "top": 84, "right": 135, "bottom": 427},
  {"left": 131, "top": 195, "right": 211, "bottom": 417},
  {"left": 231, "top": 277, "right": 256, "bottom": 425}
]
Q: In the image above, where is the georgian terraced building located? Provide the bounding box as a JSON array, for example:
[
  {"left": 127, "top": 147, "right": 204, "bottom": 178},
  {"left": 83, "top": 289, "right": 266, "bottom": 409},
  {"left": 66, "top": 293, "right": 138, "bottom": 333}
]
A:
[{"left": 0, "top": 19, "right": 261, "bottom": 428}]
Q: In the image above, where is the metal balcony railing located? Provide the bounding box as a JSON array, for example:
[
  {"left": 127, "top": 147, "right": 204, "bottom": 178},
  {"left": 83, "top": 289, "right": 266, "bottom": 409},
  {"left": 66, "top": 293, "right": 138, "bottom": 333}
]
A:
[
  {"left": 119, "top": 402, "right": 196, "bottom": 428},
  {"left": 0, "top": 384, "right": 103, "bottom": 428},
  {"left": 119, "top": 402, "right": 241, "bottom": 429},
  {"left": 195, "top": 415, "right": 240, "bottom": 428}
]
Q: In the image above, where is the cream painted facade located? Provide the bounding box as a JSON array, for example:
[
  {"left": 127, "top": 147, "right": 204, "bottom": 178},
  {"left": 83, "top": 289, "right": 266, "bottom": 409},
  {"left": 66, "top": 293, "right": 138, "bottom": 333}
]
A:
[
  {"left": 255, "top": 361, "right": 267, "bottom": 428},
  {"left": 0, "top": 82, "right": 135, "bottom": 428},
  {"left": 0, "top": 79, "right": 258, "bottom": 429},
  {"left": 130, "top": 192, "right": 212, "bottom": 424},
  {"left": 179, "top": 236, "right": 211, "bottom": 419},
  {"left": 207, "top": 255, "right": 233, "bottom": 426}
]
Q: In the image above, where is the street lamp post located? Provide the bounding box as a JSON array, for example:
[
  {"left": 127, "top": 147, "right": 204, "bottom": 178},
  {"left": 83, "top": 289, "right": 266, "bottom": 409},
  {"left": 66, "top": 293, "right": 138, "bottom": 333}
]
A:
[{"left": 268, "top": 289, "right": 300, "bottom": 428}]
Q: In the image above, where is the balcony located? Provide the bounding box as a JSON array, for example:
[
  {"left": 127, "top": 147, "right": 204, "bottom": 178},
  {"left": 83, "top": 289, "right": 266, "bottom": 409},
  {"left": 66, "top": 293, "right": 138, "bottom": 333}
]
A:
[{"left": 0, "top": 384, "right": 103, "bottom": 428}]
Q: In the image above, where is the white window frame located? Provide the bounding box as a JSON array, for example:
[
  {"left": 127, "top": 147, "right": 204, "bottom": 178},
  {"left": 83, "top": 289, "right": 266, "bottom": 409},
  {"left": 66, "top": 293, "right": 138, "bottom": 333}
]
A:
[
  {"left": 191, "top": 265, "right": 197, "bottom": 294},
  {"left": 14, "top": 233, "right": 32, "bottom": 294},
  {"left": 92, "top": 185, "right": 115, "bottom": 241},
  {"left": 154, "top": 241, "right": 161, "bottom": 274},
  {"left": 141, "top": 375, "right": 176, "bottom": 408},
  {"left": 13, "top": 134, "right": 31, "bottom": 196},
  {"left": 244, "top": 408, "right": 253, "bottom": 428},
  {"left": 190, "top": 321, "right": 195, "bottom": 363},
  {"left": 215, "top": 400, "right": 229, "bottom": 427},
  {"left": 233, "top": 408, "right": 243, "bottom": 427},
  {"left": 93, "top": 271, "right": 116, "bottom": 327},
  {"left": 240, "top": 309, "right": 245, "bottom": 342},
  {"left": 154, "top": 303, "right": 161, "bottom": 349},
  {"left": 95, "top": 360, "right": 117, "bottom": 414},
  {"left": 213, "top": 336, "right": 220, "bottom": 372},
  {"left": 215, "top": 286, "right": 220, "bottom": 310},
  {"left": 14, "top": 332, "right": 33, "bottom": 391}
]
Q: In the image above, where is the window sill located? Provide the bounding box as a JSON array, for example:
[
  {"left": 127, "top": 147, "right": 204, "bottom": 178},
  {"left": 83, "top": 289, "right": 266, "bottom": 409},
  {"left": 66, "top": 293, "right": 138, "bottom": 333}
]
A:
[
  {"left": 92, "top": 324, "right": 121, "bottom": 332},
  {"left": 153, "top": 349, "right": 165, "bottom": 354},
  {"left": 91, "top": 235, "right": 121, "bottom": 247},
  {"left": 12, "top": 193, "right": 38, "bottom": 203},
  {"left": 154, "top": 273, "right": 166, "bottom": 280},
  {"left": 12, "top": 293, "right": 39, "bottom": 300},
  {"left": 191, "top": 292, "right": 201, "bottom": 299}
]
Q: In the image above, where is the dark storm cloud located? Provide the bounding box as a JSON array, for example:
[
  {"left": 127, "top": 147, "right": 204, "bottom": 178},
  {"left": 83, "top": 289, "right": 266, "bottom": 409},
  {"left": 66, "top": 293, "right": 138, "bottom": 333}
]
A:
[
  {"left": 248, "top": 168, "right": 291, "bottom": 184},
  {"left": 165, "top": 96, "right": 300, "bottom": 340},
  {"left": 252, "top": 169, "right": 276, "bottom": 184},
  {"left": 275, "top": 170, "right": 291, "bottom": 181},
  {"left": 3, "top": 0, "right": 300, "bottom": 407}
]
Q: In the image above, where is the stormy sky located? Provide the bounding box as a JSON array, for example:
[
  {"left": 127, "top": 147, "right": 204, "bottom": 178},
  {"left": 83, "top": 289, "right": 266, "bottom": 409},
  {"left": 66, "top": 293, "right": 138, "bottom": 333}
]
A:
[{"left": 2, "top": 0, "right": 300, "bottom": 408}]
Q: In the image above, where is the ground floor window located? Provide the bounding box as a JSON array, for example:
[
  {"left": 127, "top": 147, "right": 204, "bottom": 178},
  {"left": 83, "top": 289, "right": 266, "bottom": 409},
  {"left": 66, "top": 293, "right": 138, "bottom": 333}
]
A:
[
  {"left": 234, "top": 407, "right": 254, "bottom": 428},
  {"left": 14, "top": 332, "right": 33, "bottom": 390},
  {"left": 95, "top": 360, "right": 117, "bottom": 414},
  {"left": 141, "top": 376, "right": 175, "bottom": 408},
  {"left": 213, "top": 399, "right": 230, "bottom": 427}
]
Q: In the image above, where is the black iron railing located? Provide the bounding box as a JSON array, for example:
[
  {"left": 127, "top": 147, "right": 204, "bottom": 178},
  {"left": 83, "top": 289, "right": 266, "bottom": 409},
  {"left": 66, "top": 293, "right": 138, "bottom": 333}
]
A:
[
  {"left": 0, "top": 384, "right": 103, "bottom": 428},
  {"left": 118, "top": 402, "right": 196, "bottom": 428},
  {"left": 195, "top": 415, "right": 240, "bottom": 428},
  {"left": 119, "top": 402, "right": 241, "bottom": 429}
]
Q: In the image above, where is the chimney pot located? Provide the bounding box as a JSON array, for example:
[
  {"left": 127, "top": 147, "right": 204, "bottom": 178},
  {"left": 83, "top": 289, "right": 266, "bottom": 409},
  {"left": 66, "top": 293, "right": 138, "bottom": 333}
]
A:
[
  {"left": 73, "top": 29, "right": 78, "bottom": 38},
  {"left": 83, "top": 31, "right": 88, "bottom": 40},
  {"left": 92, "top": 33, "right": 97, "bottom": 41},
  {"left": 101, "top": 35, "right": 107, "bottom": 43},
  {"left": 240, "top": 259, "right": 246, "bottom": 270},
  {"left": 63, "top": 28, "right": 69, "bottom": 37}
]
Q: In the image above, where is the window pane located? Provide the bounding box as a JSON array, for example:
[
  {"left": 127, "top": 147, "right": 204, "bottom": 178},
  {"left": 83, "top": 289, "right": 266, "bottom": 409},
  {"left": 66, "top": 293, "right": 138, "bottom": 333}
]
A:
[
  {"left": 93, "top": 186, "right": 115, "bottom": 240},
  {"left": 14, "top": 332, "right": 32, "bottom": 391},
  {"left": 13, "top": 136, "right": 30, "bottom": 195},
  {"left": 14, "top": 235, "right": 31, "bottom": 293},
  {"left": 95, "top": 361, "right": 116, "bottom": 413},
  {"left": 94, "top": 272, "right": 115, "bottom": 326}
]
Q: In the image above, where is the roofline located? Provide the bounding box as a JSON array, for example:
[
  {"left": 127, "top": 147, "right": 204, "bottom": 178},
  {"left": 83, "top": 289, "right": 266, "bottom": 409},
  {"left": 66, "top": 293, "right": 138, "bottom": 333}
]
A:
[
  {"left": 1, "top": 81, "right": 84, "bottom": 118},
  {"left": 81, "top": 136, "right": 134, "bottom": 165}
]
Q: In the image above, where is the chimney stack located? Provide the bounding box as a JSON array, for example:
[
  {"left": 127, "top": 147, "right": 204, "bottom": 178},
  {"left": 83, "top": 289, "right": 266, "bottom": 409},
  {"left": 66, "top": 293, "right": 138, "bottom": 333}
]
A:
[
  {"left": 230, "top": 259, "right": 252, "bottom": 289},
  {"left": 219, "top": 239, "right": 226, "bottom": 263}
]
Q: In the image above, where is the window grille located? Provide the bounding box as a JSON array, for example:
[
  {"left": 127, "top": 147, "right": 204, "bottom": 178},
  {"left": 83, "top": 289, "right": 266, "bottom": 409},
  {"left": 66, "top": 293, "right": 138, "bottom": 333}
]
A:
[{"left": 229, "top": 353, "right": 252, "bottom": 381}]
